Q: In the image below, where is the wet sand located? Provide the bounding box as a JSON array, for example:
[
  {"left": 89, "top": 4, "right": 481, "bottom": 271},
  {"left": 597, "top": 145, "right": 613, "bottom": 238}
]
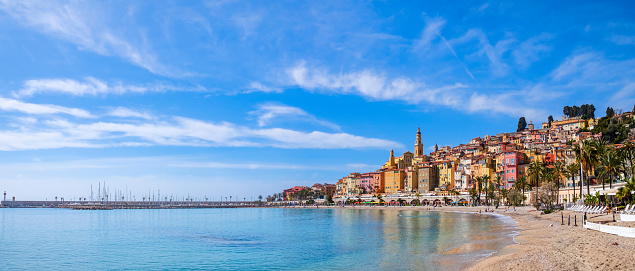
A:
[{"left": 285, "top": 204, "right": 635, "bottom": 270}]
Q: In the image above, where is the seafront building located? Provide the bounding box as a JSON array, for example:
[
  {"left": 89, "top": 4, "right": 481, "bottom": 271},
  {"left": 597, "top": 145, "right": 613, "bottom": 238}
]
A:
[{"left": 280, "top": 111, "right": 634, "bottom": 206}]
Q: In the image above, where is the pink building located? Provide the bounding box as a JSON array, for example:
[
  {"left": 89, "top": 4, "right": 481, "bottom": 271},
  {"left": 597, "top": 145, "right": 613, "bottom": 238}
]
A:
[
  {"left": 358, "top": 172, "right": 382, "bottom": 194},
  {"left": 499, "top": 151, "right": 525, "bottom": 189}
]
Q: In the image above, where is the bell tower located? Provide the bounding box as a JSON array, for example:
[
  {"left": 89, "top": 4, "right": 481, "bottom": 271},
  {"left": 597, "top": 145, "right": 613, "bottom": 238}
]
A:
[
  {"left": 389, "top": 150, "right": 395, "bottom": 168},
  {"left": 414, "top": 127, "right": 423, "bottom": 158}
]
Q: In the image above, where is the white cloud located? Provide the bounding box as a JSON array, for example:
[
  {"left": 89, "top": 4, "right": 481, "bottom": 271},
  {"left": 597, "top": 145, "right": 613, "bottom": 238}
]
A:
[
  {"left": 414, "top": 17, "right": 446, "bottom": 50},
  {"left": 467, "top": 92, "right": 543, "bottom": 120},
  {"left": 0, "top": 1, "right": 180, "bottom": 76},
  {"left": 245, "top": 82, "right": 283, "bottom": 94},
  {"left": 0, "top": 112, "right": 400, "bottom": 151},
  {"left": 450, "top": 28, "right": 513, "bottom": 76},
  {"left": 106, "top": 107, "right": 154, "bottom": 120},
  {"left": 611, "top": 35, "right": 635, "bottom": 45},
  {"left": 286, "top": 61, "right": 547, "bottom": 119},
  {"left": 0, "top": 97, "right": 93, "bottom": 118},
  {"left": 512, "top": 33, "right": 554, "bottom": 68},
  {"left": 287, "top": 61, "right": 426, "bottom": 102},
  {"left": 609, "top": 82, "right": 635, "bottom": 110},
  {"left": 287, "top": 61, "right": 467, "bottom": 107},
  {"left": 14, "top": 77, "right": 203, "bottom": 97},
  {"left": 248, "top": 103, "right": 340, "bottom": 130},
  {"left": 550, "top": 51, "right": 635, "bottom": 88}
]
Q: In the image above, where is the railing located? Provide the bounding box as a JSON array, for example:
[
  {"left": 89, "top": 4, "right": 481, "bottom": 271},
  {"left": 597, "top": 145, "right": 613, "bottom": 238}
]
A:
[{"left": 584, "top": 222, "right": 635, "bottom": 238}]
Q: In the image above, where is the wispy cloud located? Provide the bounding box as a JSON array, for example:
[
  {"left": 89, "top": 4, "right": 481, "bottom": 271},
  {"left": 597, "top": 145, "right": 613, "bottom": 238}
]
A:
[
  {"left": 14, "top": 77, "right": 204, "bottom": 97},
  {"left": 452, "top": 29, "right": 514, "bottom": 77},
  {"left": 244, "top": 82, "right": 283, "bottom": 94},
  {"left": 550, "top": 51, "right": 635, "bottom": 87},
  {"left": 0, "top": 110, "right": 400, "bottom": 151},
  {"left": 611, "top": 35, "right": 635, "bottom": 45},
  {"left": 248, "top": 102, "right": 340, "bottom": 131},
  {"left": 512, "top": 33, "right": 554, "bottom": 68},
  {"left": 0, "top": 97, "right": 93, "bottom": 118},
  {"left": 106, "top": 107, "right": 154, "bottom": 120},
  {"left": 0, "top": 1, "right": 183, "bottom": 76},
  {"left": 286, "top": 61, "right": 546, "bottom": 119},
  {"left": 414, "top": 16, "right": 446, "bottom": 50}
]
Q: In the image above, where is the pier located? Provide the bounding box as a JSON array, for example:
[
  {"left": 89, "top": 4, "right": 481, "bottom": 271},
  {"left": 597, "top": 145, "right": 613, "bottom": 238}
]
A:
[{"left": 1, "top": 200, "right": 259, "bottom": 209}]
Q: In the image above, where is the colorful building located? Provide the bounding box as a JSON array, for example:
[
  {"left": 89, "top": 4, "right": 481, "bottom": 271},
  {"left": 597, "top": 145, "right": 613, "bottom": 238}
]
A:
[
  {"left": 384, "top": 169, "right": 405, "bottom": 195},
  {"left": 417, "top": 165, "right": 438, "bottom": 192}
]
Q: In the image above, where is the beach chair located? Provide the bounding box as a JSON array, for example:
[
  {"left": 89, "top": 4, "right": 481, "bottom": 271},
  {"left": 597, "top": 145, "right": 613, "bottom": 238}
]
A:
[
  {"left": 621, "top": 204, "right": 632, "bottom": 214},
  {"left": 627, "top": 205, "right": 635, "bottom": 215}
]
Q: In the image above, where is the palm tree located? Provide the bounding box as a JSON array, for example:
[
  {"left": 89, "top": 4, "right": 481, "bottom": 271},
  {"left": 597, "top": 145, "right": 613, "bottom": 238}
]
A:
[
  {"left": 616, "top": 177, "right": 635, "bottom": 205},
  {"left": 475, "top": 175, "right": 484, "bottom": 205},
  {"left": 513, "top": 176, "right": 528, "bottom": 205},
  {"left": 566, "top": 163, "right": 580, "bottom": 201},
  {"left": 598, "top": 148, "right": 623, "bottom": 190},
  {"left": 574, "top": 139, "right": 600, "bottom": 196},
  {"left": 553, "top": 162, "right": 564, "bottom": 189},
  {"left": 528, "top": 161, "right": 542, "bottom": 191},
  {"left": 618, "top": 142, "right": 635, "bottom": 180},
  {"left": 415, "top": 192, "right": 421, "bottom": 206}
]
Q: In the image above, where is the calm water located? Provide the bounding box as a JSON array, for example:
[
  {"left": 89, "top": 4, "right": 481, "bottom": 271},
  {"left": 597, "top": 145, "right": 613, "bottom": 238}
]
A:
[{"left": 0, "top": 208, "right": 516, "bottom": 270}]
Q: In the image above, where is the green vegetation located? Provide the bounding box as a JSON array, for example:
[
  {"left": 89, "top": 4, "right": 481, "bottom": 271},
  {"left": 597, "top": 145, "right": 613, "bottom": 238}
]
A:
[
  {"left": 517, "top": 117, "right": 527, "bottom": 132},
  {"left": 563, "top": 104, "right": 595, "bottom": 119}
]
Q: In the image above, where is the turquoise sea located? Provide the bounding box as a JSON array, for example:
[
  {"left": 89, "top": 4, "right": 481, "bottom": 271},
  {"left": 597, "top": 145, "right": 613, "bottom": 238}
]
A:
[{"left": 0, "top": 208, "right": 517, "bottom": 270}]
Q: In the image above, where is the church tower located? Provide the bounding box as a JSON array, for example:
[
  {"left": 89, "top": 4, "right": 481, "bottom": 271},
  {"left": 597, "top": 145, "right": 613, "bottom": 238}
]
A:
[
  {"left": 389, "top": 149, "right": 395, "bottom": 168},
  {"left": 414, "top": 127, "right": 423, "bottom": 158}
]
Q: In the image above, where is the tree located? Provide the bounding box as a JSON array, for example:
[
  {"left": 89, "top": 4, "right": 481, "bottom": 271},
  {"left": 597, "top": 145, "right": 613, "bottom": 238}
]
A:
[
  {"left": 528, "top": 161, "right": 543, "bottom": 191},
  {"left": 581, "top": 104, "right": 588, "bottom": 118},
  {"left": 507, "top": 189, "right": 524, "bottom": 207},
  {"left": 563, "top": 106, "right": 571, "bottom": 117},
  {"left": 376, "top": 194, "right": 384, "bottom": 205},
  {"left": 553, "top": 162, "right": 564, "bottom": 189},
  {"left": 468, "top": 188, "right": 478, "bottom": 206},
  {"left": 513, "top": 176, "right": 528, "bottom": 205},
  {"left": 574, "top": 139, "right": 600, "bottom": 196},
  {"left": 572, "top": 105, "right": 580, "bottom": 117},
  {"left": 616, "top": 177, "right": 635, "bottom": 205},
  {"left": 588, "top": 104, "right": 596, "bottom": 119},
  {"left": 606, "top": 107, "right": 615, "bottom": 118},
  {"left": 327, "top": 195, "right": 334, "bottom": 204},
  {"left": 517, "top": 117, "right": 527, "bottom": 132},
  {"left": 548, "top": 115, "right": 554, "bottom": 127},
  {"left": 536, "top": 182, "right": 558, "bottom": 210},
  {"left": 566, "top": 163, "right": 580, "bottom": 202},
  {"left": 619, "top": 142, "right": 635, "bottom": 180},
  {"left": 598, "top": 148, "right": 622, "bottom": 190}
]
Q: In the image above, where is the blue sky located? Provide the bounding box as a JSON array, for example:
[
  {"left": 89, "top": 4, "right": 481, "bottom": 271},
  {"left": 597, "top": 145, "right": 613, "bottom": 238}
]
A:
[{"left": 1, "top": 1, "right": 634, "bottom": 200}]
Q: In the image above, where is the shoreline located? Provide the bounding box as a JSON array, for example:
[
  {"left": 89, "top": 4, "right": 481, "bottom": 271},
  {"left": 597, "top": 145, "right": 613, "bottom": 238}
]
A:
[
  {"left": 4, "top": 204, "right": 634, "bottom": 270},
  {"left": 282, "top": 204, "right": 635, "bottom": 270}
]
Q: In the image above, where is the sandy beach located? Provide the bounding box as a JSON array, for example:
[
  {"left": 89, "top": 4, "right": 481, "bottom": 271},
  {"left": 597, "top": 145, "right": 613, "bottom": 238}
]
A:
[{"left": 286, "top": 204, "right": 635, "bottom": 270}]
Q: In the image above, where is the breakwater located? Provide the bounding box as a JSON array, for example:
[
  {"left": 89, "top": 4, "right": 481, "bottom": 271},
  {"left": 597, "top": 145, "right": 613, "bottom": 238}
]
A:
[{"left": 1, "top": 200, "right": 258, "bottom": 209}]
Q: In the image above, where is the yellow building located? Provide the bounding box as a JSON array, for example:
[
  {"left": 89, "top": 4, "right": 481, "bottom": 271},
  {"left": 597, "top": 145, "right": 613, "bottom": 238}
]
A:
[
  {"left": 384, "top": 169, "right": 405, "bottom": 194},
  {"left": 405, "top": 164, "right": 419, "bottom": 193},
  {"left": 471, "top": 156, "right": 496, "bottom": 189},
  {"left": 438, "top": 160, "right": 457, "bottom": 190},
  {"left": 524, "top": 149, "right": 545, "bottom": 164}
]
